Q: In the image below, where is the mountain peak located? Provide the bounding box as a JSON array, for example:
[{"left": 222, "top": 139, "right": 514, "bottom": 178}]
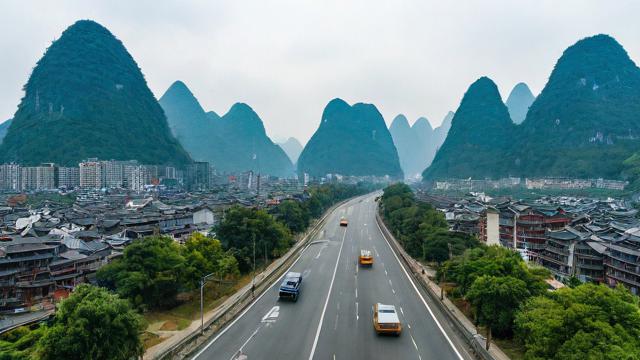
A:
[
  {"left": 423, "top": 76, "right": 513, "bottom": 179},
  {"left": 278, "top": 137, "right": 304, "bottom": 164},
  {"left": 0, "top": 20, "right": 191, "bottom": 166},
  {"left": 298, "top": 99, "right": 402, "bottom": 178},
  {"left": 390, "top": 114, "right": 410, "bottom": 131},
  {"left": 412, "top": 117, "right": 433, "bottom": 132},
  {"left": 505, "top": 82, "right": 535, "bottom": 124}
]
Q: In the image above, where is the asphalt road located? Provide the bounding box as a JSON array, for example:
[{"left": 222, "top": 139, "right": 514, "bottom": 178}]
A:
[{"left": 192, "top": 193, "right": 474, "bottom": 360}]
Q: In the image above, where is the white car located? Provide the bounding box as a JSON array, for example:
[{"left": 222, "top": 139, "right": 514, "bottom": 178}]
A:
[{"left": 373, "top": 303, "right": 402, "bottom": 335}]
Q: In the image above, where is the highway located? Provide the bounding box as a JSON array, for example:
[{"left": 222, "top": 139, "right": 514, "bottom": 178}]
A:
[{"left": 192, "top": 193, "right": 474, "bottom": 360}]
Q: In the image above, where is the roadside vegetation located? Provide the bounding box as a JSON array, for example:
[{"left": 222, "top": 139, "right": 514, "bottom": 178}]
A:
[{"left": 380, "top": 183, "right": 479, "bottom": 263}]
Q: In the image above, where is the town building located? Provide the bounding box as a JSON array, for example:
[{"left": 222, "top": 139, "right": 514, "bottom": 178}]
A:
[
  {"left": 79, "top": 159, "right": 103, "bottom": 189},
  {"left": 57, "top": 167, "right": 80, "bottom": 188},
  {"left": 0, "top": 164, "right": 21, "bottom": 191}
]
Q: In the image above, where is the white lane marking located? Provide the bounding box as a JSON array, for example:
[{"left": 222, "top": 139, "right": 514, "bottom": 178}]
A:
[
  {"left": 373, "top": 245, "right": 379, "bottom": 257},
  {"left": 356, "top": 302, "right": 359, "bottom": 320},
  {"left": 355, "top": 287, "right": 358, "bottom": 299},
  {"left": 410, "top": 334, "right": 419, "bottom": 350},
  {"left": 229, "top": 326, "right": 260, "bottom": 360},
  {"left": 384, "top": 269, "right": 388, "bottom": 276},
  {"left": 261, "top": 306, "right": 280, "bottom": 323},
  {"left": 375, "top": 220, "right": 465, "bottom": 360},
  {"left": 193, "top": 199, "right": 351, "bottom": 359},
  {"left": 408, "top": 323, "right": 411, "bottom": 329},
  {"left": 388, "top": 279, "right": 393, "bottom": 287},
  {"left": 308, "top": 227, "right": 348, "bottom": 360},
  {"left": 392, "top": 288, "right": 395, "bottom": 294},
  {"left": 315, "top": 245, "right": 325, "bottom": 259},
  {"left": 400, "top": 307, "right": 404, "bottom": 316}
]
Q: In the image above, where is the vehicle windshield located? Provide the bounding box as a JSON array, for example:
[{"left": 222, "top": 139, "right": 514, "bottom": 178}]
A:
[
  {"left": 379, "top": 309, "right": 395, "bottom": 313},
  {"left": 286, "top": 281, "right": 297, "bottom": 286}
]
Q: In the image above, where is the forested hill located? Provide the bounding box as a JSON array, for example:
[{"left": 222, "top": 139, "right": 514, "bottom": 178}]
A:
[
  {"left": 423, "top": 34, "right": 640, "bottom": 181},
  {"left": 423, "top": 77, "right": 515, "bottom": 179},
  {"left": 0, "top": 20, "right": 191, "bottom": 166},
  {"left": 298, "top": 98, "right": 403, "bottom": 178}
]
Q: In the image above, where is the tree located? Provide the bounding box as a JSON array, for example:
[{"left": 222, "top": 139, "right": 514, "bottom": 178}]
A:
[
  {"left": 216, "top": 206, "right": 293, "bottom": 273},
  {"left": 275, "top": 200, "right": 310, "bottom": 233},
  {"left": 181, "top": 233, "right": 239, "bottom": 287},
  {"left": 36, "top": 284, "right": 143, "bottom": 360},
  {"left": 515, "top": 284, "right": 640, "bottom": 360},
  {"left": 97, "top": 236, "right": 188, "bottom": 309},
  {"left": 467, "top": 275, "right": 530, "bottom": 349}
]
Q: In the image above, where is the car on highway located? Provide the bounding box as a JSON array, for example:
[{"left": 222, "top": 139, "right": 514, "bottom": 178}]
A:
[
  {"left": 359, "top": 249, "right": 373, "bottom": 266},
  {"left": 279, "top": 272, "right": 302, "bottom": 301},
  {"left": 339, "top": 218, "right": 348, "bottom": 227},
  {"left": 373, "top": 303, "right": 402, "bottom": 336}
]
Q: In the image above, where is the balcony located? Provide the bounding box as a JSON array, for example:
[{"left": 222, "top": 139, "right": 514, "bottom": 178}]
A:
[
  {"left": 604, "top": 260, "right": 640, "bottom": 275},
  {"left": 545, "top": 245, "right": 569, "bottom": 256},
  {"left": 540, "top": 253, "right": 568, "bottom": 266},
  {"left": 576, "top": 262, "right": 604, "bottom": 271},
  {"left": 606, "top": 271, "right": 640, "bottom": 288}
]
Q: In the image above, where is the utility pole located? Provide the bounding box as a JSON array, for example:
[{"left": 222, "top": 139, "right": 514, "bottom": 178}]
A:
[{"left": 200, "top": 272, "right": 216, "bottom": 335}]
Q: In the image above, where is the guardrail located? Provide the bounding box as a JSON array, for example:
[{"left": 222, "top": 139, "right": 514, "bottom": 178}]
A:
[
  {"left": 375, "top": 211, "right": 498, "bottom": 360},
  {"left": 149, "top": 196, "right": 357, "bottom": 360}
]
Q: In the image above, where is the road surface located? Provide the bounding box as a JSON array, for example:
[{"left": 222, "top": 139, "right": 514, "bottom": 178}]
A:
[{"left": 192, "top": 193, "right": 473, "bottom": 360}]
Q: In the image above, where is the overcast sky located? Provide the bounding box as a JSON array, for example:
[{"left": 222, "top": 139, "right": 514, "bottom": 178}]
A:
[{"left": 1, "top": 1, "right": 639, "bottom": 144}]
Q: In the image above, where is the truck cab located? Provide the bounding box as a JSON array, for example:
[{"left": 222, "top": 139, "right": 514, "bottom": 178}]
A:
[
  {"left": 359, "top": 249, "right": 373, "bottom": 266},
  {"left": 373, "top": 303, "right": 402, "bottom": 336},
  {"left": 279, "top": 272, "right": 302, "bottom": 301}
]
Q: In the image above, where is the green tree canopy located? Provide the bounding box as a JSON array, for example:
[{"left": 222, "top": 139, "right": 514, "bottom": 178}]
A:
[
  {"left": 36, "top": 284, "right": 143, "bottom": 360},
  {"left": 468, "top": 275, "right": 531, "bottom": 337},
  {"left": 216, "top": 206, "right": 293, "bottom": 273},
  {"left": 515, "top": 284, "right": 640, "bottom": 360},
  {"left": 181, "top": 233, "right": 240, "bottom": 288},
  {"left": 97, "top": 235, "right": 188, "bottom": 309}
]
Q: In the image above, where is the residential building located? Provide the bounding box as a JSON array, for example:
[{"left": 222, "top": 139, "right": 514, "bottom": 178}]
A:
[
  {"left": 0, "top": 164, "right": 21, "bottom": 191},
  {"left": 57, "top": 167, "right": 80, "bottom": 188},
  {"left": 79, "top": 159, "right": 103, "bottom": 189},
  {"left": 101, "top": 160, "right": 124, "bottom": 188},
  {"left": 20, "top": 164, "right": 55, "bottom": 191}
]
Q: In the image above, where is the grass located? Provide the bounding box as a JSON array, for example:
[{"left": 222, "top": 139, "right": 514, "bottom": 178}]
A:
[
  {"left": 142, "top": 273, "right": 255, "bottom": 350},
  {"left": 493, "top": 337, "right": 526, "bottom": 360}
]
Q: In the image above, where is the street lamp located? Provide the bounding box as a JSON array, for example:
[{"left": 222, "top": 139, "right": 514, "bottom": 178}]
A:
[{"left": 200, "top": 272, "right": 217, "bottom": 335}]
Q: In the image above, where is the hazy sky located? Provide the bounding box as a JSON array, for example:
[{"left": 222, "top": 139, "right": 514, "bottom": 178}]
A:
[{"left": 1, "top": 1, "right": 639, "bottom": 144}]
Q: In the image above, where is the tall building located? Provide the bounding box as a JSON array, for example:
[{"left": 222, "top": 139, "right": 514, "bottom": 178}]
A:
[
  {"left": 0, "top": 164, "right": 21, "bottom": 191},
  {"left": 186, "top": 162, "right": 210, "bottom": 191},
  {"left": 57, "top": 167, "right": 80, "bottom": 188},
  {"left": 20, "top": 164, "right": 55, "bottom": 191},
  {"left": 79, "top": 159, "right": 103, "bottom": 189},
  {"left": 127, "top": 165, "right": 148, "bottom": 191},
  {"left": 102, "top": 160, "right": 124, "bottom": 188}
]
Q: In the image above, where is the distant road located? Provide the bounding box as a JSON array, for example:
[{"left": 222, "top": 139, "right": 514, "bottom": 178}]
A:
[{"left": 192, "top": 193, "right": 473, "bottom": 360}]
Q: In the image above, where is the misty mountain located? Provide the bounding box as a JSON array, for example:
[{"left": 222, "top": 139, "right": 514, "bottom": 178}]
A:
[
  {"left": 423, "top": 77, "right": 515, "bottom": 179},
  {"left": 389, "top": 115, "right": 437, "bottom": 178},
  {"left": 505, "top": 82, "right": 535, "bottom": 124},
  {"left": 298, "top": 98, "right": 403, "bottom": 178},
  {"left": 0, "top": 20, "right": 191, "bottom": 166},
  {"left": 160, "top": 81, "right": 294, "bottom": 177},
  {"left": 278, "top": 137, "right": 303, "bottom": 164},
  {"left": 433, "top": 111, "right": 454, "bottom": 150}
]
